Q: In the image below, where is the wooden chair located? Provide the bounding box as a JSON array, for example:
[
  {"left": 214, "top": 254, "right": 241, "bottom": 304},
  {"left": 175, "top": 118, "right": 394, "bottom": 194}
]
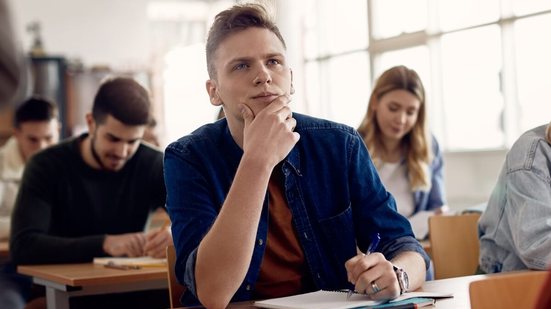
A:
[
  {"left": 535, "top": 270, "right": 551, "bottom": 309},
  {"left": 167, "top": 244, "right": 187, "bottom": 308},
  {"left": 429, "top": 213, "right": 481, "bottom": 279},
  {"left": 470, "top": 271, "right": 549, "bottom": 309}
]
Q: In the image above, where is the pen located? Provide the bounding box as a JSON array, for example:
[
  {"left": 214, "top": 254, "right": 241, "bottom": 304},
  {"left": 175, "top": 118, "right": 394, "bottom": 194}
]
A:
[
  {"left": 104, "top": 261, "right": 141, "bottom": 270},
  {"left": 347, "top": 232, "right": 381, "bottom": 300}
]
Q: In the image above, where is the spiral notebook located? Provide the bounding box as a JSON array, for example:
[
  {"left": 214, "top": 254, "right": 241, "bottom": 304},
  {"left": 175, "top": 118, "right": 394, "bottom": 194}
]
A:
[{"left": 254, "top": 290, "right": 452, "bottom": 309}]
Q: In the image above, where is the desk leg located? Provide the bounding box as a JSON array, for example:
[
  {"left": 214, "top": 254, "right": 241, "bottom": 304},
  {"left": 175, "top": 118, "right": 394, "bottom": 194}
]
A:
[{"left": 45, "top": 286, "right": 70, "bottom": 309}]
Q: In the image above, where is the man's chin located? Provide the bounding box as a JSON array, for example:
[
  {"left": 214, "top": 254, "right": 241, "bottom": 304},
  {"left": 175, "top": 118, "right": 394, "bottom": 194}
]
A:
[{"left": 105, "top": 161, "right": 125, "bottom": 171}]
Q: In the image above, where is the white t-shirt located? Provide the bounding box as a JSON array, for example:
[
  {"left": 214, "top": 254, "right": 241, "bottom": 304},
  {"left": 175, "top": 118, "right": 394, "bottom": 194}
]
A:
[{"left": 377, "top": 161, "right": 414, "bottom": 217}]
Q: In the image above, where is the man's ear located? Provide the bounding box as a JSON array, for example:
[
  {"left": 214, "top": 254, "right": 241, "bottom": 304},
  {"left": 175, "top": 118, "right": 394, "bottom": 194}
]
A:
[
  {"left": 206, "top": 79, "right": 222, "bottom": 106},
  {"left": 85, "top": 113, "right": 96, "bottom": 133},
  {"left": 290, "top": 68, "right": 295, "bottom": 95}
]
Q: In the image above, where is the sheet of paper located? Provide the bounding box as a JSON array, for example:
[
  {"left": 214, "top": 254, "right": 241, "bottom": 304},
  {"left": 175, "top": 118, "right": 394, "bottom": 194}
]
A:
[
  {"left": 93, "top": 256, "right": 167, "bottom": 267},
  {"left": 255, "top": 290, "right": 382, "bottom": 309},
  {"left": 255, "top": 290, "right": 453, "bottom": 309}
]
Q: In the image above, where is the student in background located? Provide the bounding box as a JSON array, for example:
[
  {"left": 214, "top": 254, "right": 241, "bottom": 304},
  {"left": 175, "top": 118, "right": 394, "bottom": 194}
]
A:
[
  {"left": 1, "top": 97, "right": 60, "bottom": 240},
  {"left": 478, "top": 121, "right": 551, "bottom": 274},
  {"left": 164, "top": 4, "right": 428, "bottom": 308},
  {"left": 0, "top": 97, "right": 59, "bottom": 309},
  {"left": 143, "top": 117, "right": 161, "bottom": 148},
  {"left": 10, "top": 77, "right": 171, "bottom": 309},
  {"left": 357, "top": 65, "right": 448, "bottom": 241}
]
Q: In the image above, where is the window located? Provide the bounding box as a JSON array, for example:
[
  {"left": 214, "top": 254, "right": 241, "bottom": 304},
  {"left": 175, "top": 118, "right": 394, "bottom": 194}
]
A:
[
  {"left": 304, "top": 0, "right": 551, "bottom": 151},
  {"left": 303, "top": 0, "right": 369, "bottom": 127}
]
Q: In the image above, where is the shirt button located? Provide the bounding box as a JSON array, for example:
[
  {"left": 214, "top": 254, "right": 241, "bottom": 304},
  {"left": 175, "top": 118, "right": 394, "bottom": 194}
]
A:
[
  {"left": 257, "top": 239, "right": 264, "bottom": 246},
  {"left": 246, "top": 284, "right": 251, "bottom": 291}
]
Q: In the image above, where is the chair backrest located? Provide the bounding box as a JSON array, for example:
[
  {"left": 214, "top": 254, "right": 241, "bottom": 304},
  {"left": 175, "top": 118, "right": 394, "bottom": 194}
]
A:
[
  {"left": 166, "top": 244, "right": 186, "bottom": 309},
  {"left": 535, "top": 270, "right": 551, "bottom": 309},
  {"left": 429, "top": 213, "right": 481, "bottom": 279},
  {"left": 470, "top": 271, "right": 549, "bottom": 309}
]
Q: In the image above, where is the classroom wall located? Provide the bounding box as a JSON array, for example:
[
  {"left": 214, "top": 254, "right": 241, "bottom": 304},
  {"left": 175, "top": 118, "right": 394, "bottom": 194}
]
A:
[
  {"left": 443, "top": 149, "right": 506, "bottom": 211},
  {"left": 8, "top": 0, "right": 151, "bottom": 69}
]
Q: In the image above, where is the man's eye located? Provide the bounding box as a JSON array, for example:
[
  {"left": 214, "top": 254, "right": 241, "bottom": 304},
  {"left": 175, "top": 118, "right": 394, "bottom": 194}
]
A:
[
  {"left": 234, "top": 63, "right": 248, "bottom": 70},
  {"left": 268, "top": 59, "right": 280, "bottom": 65}
]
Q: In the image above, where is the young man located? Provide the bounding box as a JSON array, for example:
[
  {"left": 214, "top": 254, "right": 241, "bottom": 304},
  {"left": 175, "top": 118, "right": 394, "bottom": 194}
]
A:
[
  {"left": 479, "top": 122, "right": 551, "bottom": 273},
  {"left": 0, "top": 97, "right": 59, "bottom": 309},
  {"left": 164, "top": 3, "right": 429, "bottom": 308},
  {"left": 10, "top": 77, "right": 171, "bottom": 308},
  {"left": 1, "top": 97, "right": 59, "bottom": 240}
]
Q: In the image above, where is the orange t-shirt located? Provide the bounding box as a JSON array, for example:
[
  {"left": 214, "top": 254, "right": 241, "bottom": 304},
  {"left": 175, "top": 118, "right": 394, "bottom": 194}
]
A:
[{"left": 253, "top": 169, "right": 313, "bottom": 299}]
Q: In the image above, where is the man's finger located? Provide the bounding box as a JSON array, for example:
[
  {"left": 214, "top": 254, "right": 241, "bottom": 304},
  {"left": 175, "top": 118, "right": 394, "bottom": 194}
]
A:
[{"left": 240, "top": 104, "right": 254, "bottom": 127}]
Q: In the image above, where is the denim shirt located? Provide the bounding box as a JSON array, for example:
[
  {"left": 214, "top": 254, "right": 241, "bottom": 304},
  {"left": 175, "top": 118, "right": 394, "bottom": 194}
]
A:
[
  {"left": 479, "top": 124, "right": 551, "bottom": 273},
  {"left": 164, "top": 113, "right": 430, "bottom": 305},
  {"left": 412, "top": 136, "right": 447, "bottom": 213}
]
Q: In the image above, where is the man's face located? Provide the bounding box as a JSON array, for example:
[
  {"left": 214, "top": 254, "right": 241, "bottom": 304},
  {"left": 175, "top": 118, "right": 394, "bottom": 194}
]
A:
[
  {"left": 88, "top": 114, "right": 145, "bottom": 172},
  {"left": 206, "top": 27, "right": 292, "bottom": 126},
  {"left": 14, "top": 119, "right": 60, "bottom": 161}
]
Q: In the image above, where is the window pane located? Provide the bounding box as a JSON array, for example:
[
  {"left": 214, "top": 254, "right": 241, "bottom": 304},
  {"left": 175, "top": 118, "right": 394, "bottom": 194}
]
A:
[
  {"left": 375, "top": 46, "right": 431, "bottom": 96},
  {"left": 512, "top": 0, "right": 551, "bottom": 16},
  {"left": 515, "top": 13, "right": 551, "bottom": 133},
  {"left": 303, "top": 0, "right": 367, "bottom": 57},
  {"left": 437, "top": 0, "right": 500, "bottom": 31},
  {"left": 304, "top": 61, "right": 323, "bottom": 118},
  {"left": 324, "top": 0, "right": 368, "bottom": 53},
  {"left": 303, "top": 0, "right": 320, "bottom": 58},
  {"left": 441, "top": 26, "right": 503, "bottom": 150},
  {"left": 372, "top": 0, "right": 427, "bottom": 39},
  {"left": 327, "top": 52, "right": 370, "bottom": 127}
]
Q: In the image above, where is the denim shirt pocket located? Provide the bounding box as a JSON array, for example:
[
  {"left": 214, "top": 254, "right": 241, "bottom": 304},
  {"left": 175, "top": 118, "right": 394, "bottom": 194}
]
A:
[{"left": 318, "top": 203, "right": 357, "bottom": 269}]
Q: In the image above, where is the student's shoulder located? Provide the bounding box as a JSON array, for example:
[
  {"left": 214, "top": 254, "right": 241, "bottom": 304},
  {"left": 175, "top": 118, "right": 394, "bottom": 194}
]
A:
[
  {"left": 30, "top": 137, "right": 79, "bottom": 164},
  {"left": 166, "top": 120, "right": 227, "bottom": 155},
  {"left": 507, "top": 124, "right": 550, "bottom": 169},
  {"left": 294, "top": 113, "right": 357, "bottom": 137}
]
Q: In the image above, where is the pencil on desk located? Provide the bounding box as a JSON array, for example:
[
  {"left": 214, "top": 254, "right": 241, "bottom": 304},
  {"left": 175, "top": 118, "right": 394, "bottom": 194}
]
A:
[{"left": 104, "top": 261, "right": 141, "bottom": 270}]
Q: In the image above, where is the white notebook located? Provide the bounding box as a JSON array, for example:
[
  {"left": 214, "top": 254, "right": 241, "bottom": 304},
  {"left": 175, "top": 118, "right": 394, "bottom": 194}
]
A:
[
  {"left": 93, "top": 257, "right": 167, "bottom": 267},
  {"left": 254, "top": 290, "right": 453, "bottom": 309}
]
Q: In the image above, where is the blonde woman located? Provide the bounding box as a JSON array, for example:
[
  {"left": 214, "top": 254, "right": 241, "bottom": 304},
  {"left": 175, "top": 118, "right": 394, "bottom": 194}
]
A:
[{"left": 358, "top": 65, "right": 448, "bottom": 240}]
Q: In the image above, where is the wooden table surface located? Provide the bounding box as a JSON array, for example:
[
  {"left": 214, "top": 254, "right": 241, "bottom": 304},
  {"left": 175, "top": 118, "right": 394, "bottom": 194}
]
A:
[
  {"left": 18, "top": 263, "right": 168, "bottom": 309},
  {"left": 18, "top": 262, "right": 167, "bottom": 286}
]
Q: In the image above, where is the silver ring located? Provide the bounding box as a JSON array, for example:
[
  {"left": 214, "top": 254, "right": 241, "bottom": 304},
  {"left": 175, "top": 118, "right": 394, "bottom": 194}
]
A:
[{"left": 371, "top": 281, "right": 381, "bottom": 294}]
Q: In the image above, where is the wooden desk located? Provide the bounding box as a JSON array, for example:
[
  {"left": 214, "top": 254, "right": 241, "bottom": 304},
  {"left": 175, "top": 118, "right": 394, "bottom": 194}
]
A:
[
  {"left": 179, "top": 274, "right": 493, "bottom": 309},
  {"left": 420, "top": 274, "right": 489, "bottom": 308},
  {"left": 18, "top": 263, "right": 168, "bottom": 309}
]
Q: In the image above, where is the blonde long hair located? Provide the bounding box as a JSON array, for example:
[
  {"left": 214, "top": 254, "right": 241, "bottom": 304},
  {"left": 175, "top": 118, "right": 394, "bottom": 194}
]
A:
[{"left": 357, "top": 65, "right": 432, "bottom": 191}]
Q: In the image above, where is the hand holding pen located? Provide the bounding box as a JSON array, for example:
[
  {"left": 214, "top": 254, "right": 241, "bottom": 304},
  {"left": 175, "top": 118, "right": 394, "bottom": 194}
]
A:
[{"left": 346, "top": 232, "right": 381, "bottom": 300}]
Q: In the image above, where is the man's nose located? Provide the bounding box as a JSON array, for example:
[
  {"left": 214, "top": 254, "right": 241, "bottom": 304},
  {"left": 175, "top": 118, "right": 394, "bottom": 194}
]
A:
[
  {"left": 253, "top": 65, "right": 272, "bottom": 85},
  {"left": 114, "top": 143, "right": 130, "bottom": 157}
]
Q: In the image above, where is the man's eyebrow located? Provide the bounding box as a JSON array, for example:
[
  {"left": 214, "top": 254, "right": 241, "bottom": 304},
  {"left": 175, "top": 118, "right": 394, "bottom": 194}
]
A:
[
  {"left": 106, "top": 132, "right": 141, "bottom": 143},
  {"left": 226, "top": 53, "right": 285, "bottom": 65}
]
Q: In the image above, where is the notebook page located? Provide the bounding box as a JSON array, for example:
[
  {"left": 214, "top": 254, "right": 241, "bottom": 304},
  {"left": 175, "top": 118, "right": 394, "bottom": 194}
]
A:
[{"left": 254, "top": 290, "right": 383, "bottom": 309}]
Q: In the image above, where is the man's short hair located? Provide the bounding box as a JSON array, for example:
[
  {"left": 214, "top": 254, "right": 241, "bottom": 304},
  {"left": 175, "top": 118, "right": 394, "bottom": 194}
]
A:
[
  {"left": 14, "top": 96, "right": 58, "bottom": 128},
  {"left": 92, "top": 77, "right": 151, "bottom": 126},
  {"left": 205, "top": 2, "right": 286, "bottom": 79}
]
